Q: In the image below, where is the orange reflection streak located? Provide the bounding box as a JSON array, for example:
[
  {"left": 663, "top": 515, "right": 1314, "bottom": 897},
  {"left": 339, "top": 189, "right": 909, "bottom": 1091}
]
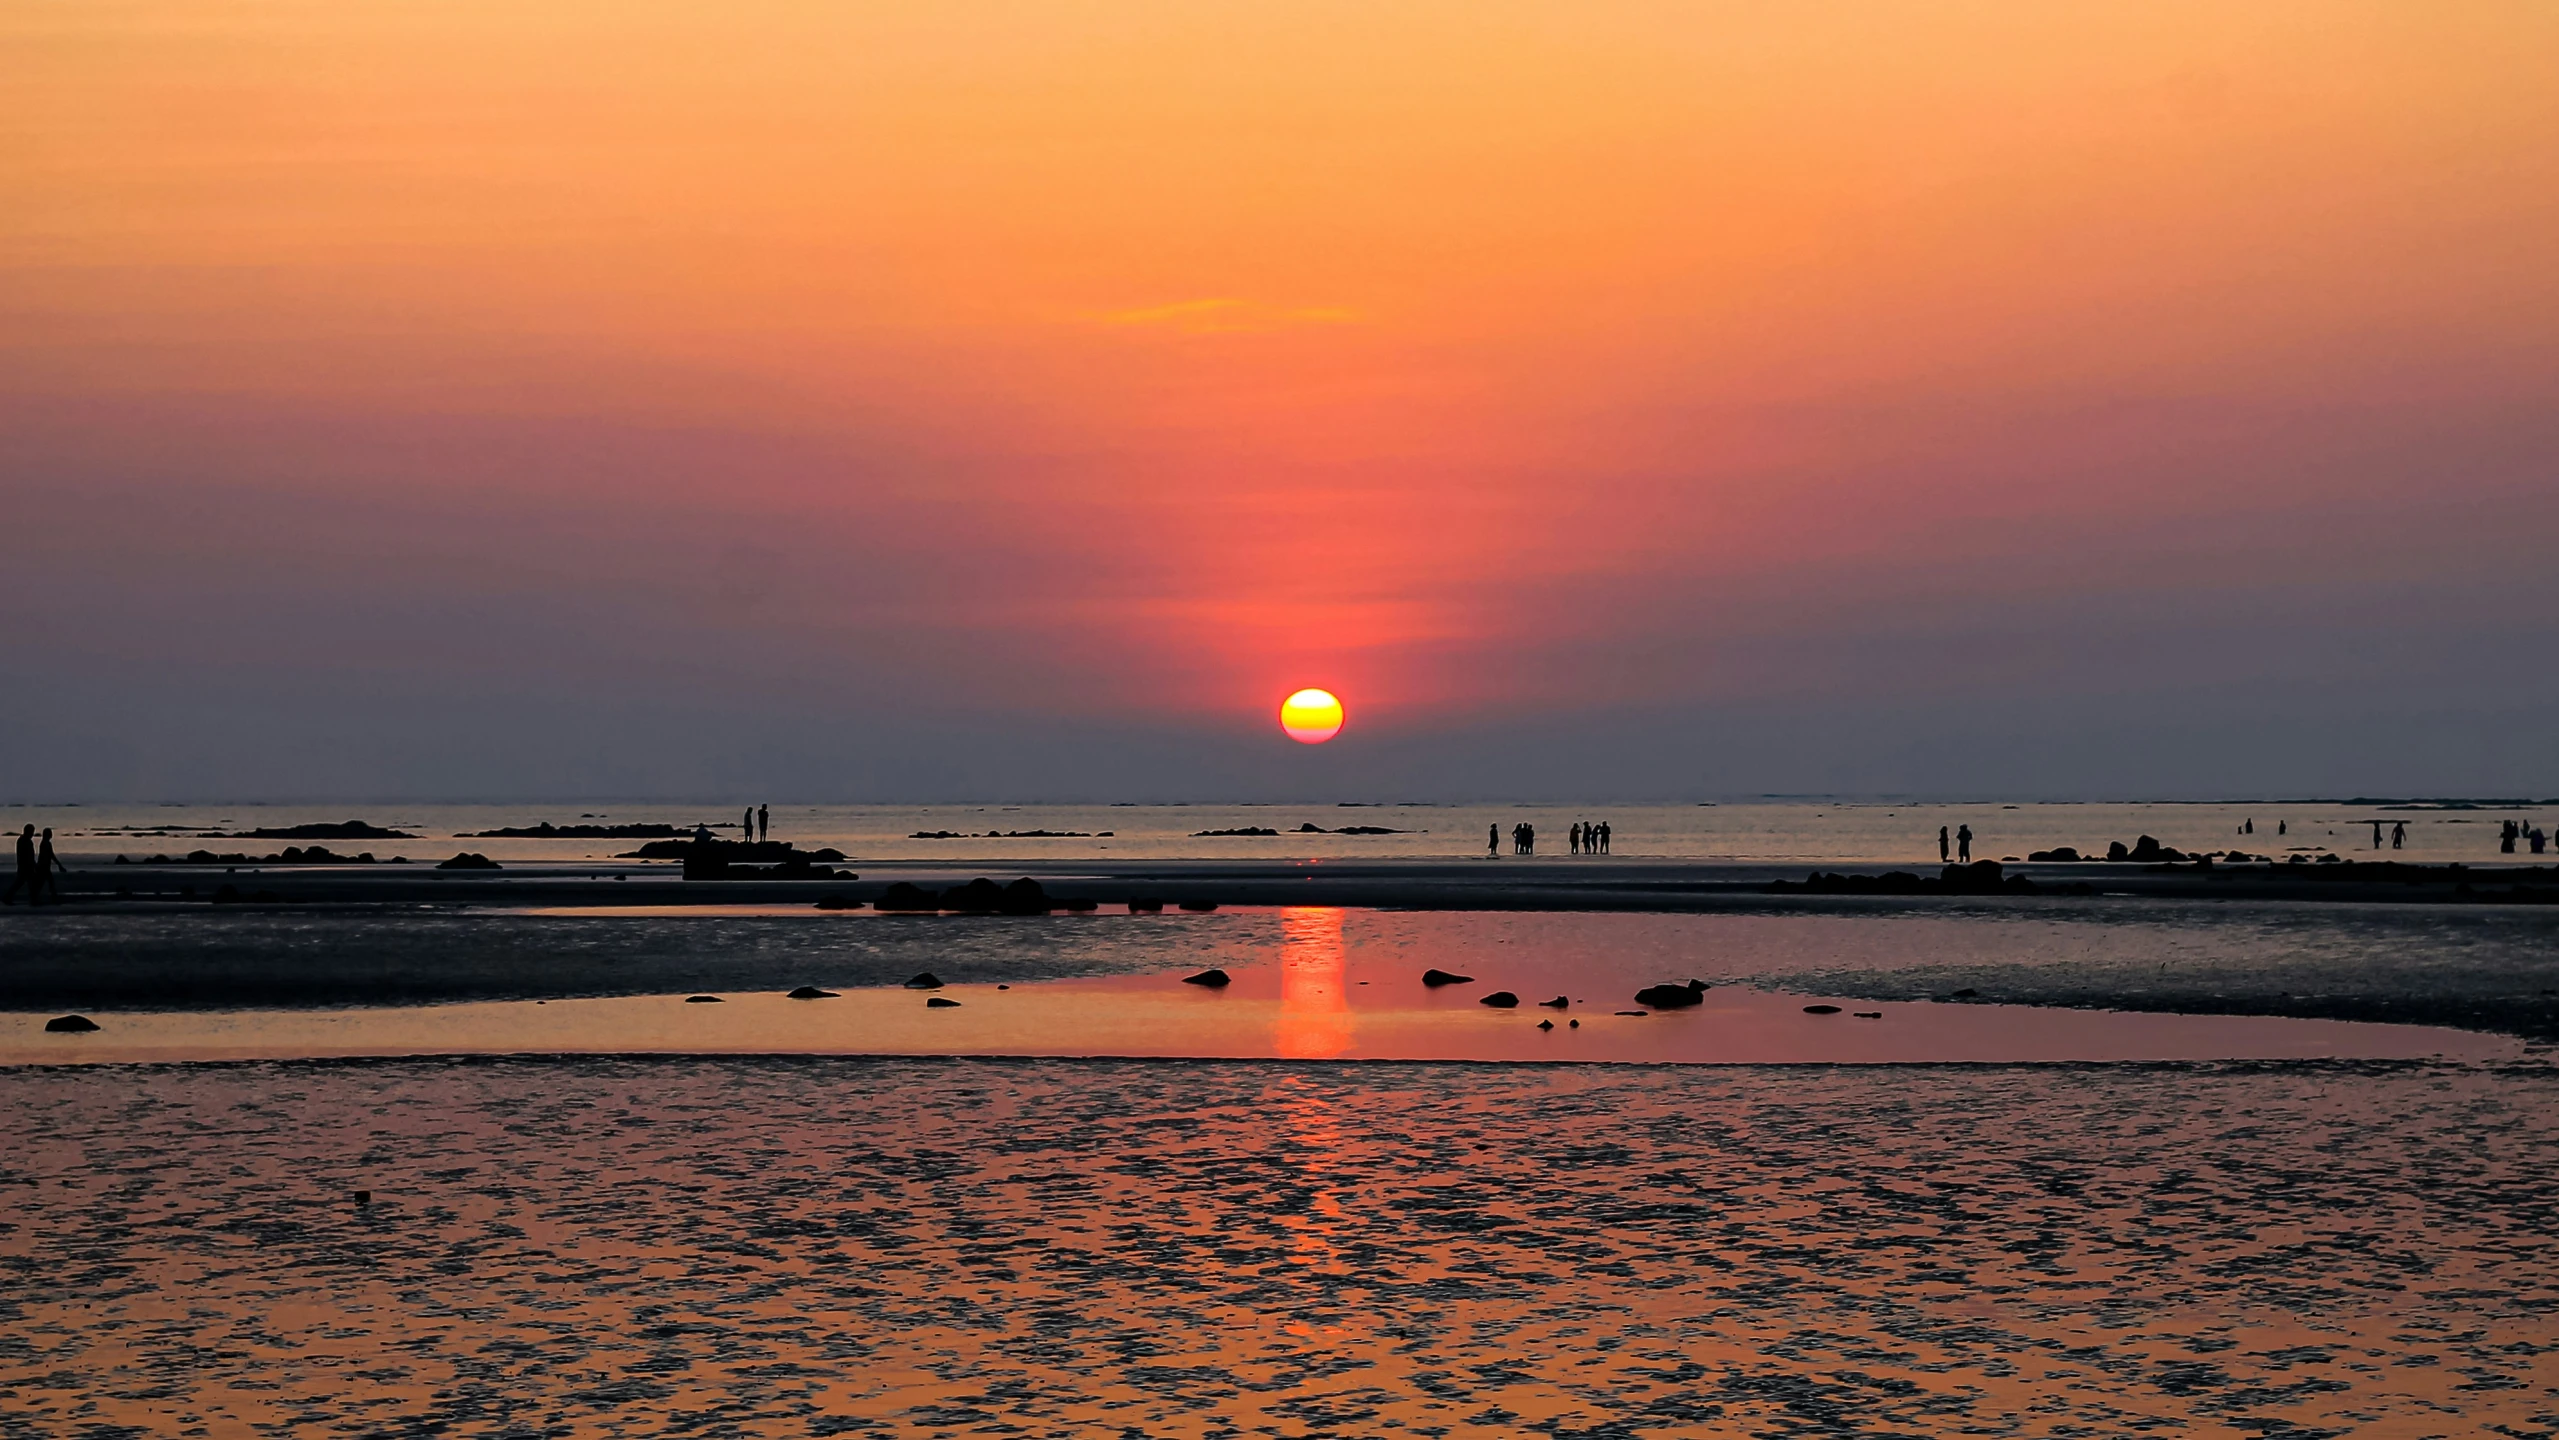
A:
[{"left": 1275, "top": 906, "right": 1354, "bottom": 1060}]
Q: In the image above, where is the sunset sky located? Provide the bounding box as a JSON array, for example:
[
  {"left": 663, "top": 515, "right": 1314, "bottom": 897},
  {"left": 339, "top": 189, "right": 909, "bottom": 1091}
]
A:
[{"left": 4, "top": 0, "right": 2555, "bottom": 800}]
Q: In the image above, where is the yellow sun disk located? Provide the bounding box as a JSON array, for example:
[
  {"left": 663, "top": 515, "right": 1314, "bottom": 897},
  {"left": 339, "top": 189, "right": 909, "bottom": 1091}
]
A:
[{"left": 1280, "top": 688, "right": 1344, "bottom": 744}]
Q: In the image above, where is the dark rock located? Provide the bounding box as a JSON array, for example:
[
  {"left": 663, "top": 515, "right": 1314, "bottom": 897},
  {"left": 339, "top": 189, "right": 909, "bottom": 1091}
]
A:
[
  {"left": 1569, "top": 1018, "right": 1580, "bottom": 1028},
  {"left": 2107, "top": 840, "right": 2131, "bottom": 861},
  {"left": 1061, "top": 897, "right": 1098, "bottom": 912},
  {"left": 1537, "top": 1019, "right": 1554, "bottom": 1031},
  {"left": 787, "top": 986, "right": 838, "bottom": 999},
  {"left": 354, "top": 1190, "right": 371, "bottom": 1205},
  {"left": 1332, "top": 826, "right": 1412, "bottom": 835},
  {"left": 941, "top": 877, "right": 1005, "bottom": 913},
  {"left": 814, "top": 893, "right": 858, "bottom": 910},
  {"left": 1422, "top": 968, "right": 1475, "bottom": 987},
  {"left": 436, "top": 852, "right": 501, "bottom": 871},
  {"left": 1614, "top": 1010, "right": 1648, "bottom": 1017},
  {"left": 684, "top": 995, "right": 724, "bottom": 1004},
  {"left": 1480, "top": 991, "right": 1519, "bottom": 1008},
  {"left": 1178, "top": 900, "right": 1219, "bottom": 912},
  {"left": 903, "top": 973, "right": 944, "bottom": 989},
  {"left": 1852, "top": 1011, "right": 1882, "bottom": 1019},
  {"left": 2127, "top": 834, "right": 2180, "bottom": 863},
  {"left": 1127, "top": 897, "right": 1165, "bottom": 913},
  {"left": 1537, "top": 996, "right": 1569, "bottom": 1009},
  {"left": 1297, "top": 822, "right": 1327, "bottom": 832},
  {"left": 2027, "top": 846, "right": 2081, "bottom": 862},
  {"left": 1802, "top": 1004, "right": 1842, "bottom": 1015},
  {"left": 926, "top": 996, "right": 962, "bottom": 1008},
  {"left": 1948, "top": 987, "right": 1980, "bottom": 999},
  {"left": 1182, "top": 968, "right": 1233, "bottom": 987},
  {"left": 44, "top": 1015, "right": 99, "bottom": 1033},
  {"left": 876, "top": 882, "right": 940, "bottom": 911},
  {"left": 1634, "top": 980, "right": 1708, "bottom": 1009},
  {"left": 1000, "top": 877, "right": 1052, "bottom": 915},
  {"left": 1192, "top": 827, "right": 1279, "bottom": 837}
]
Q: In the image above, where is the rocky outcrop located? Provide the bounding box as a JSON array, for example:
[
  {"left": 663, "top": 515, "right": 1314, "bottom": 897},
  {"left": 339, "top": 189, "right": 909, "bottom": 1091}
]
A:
[
  {"left": 1634, "top": 980, "right": 1708, "bottom": 1009},
  {"left": 787, "top": 986, "right": 838, "bottom": 999},
  {"left": 44, "top": 1014, "right": 99, "bottom": 1033},
  {"left": 1182, "top": 968, "right": 1232, "bottom": 987},
  {"left": 1480, "top": 991, "right": 1520, "bottom": 1008},
  {"left": 1422, "top": 969, "right": 1474, "bottom": 987},
  {"left": 437, "top": 853, "right": 501, "bottom": 871}
]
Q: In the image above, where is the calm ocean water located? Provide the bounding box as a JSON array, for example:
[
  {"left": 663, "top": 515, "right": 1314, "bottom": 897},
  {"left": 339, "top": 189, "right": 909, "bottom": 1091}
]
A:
[{"left": 30, "top": 799, "right": 2552, "bottom": 865}]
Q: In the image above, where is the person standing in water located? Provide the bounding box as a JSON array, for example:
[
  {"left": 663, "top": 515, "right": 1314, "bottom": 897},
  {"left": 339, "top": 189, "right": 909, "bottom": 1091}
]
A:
[
  {"left": 1488, "top": 823, "right": 1500, "bottom": 858},
  {"left": 32, "top": 829, "right": 68, "bottom": 903},
  {"left": 1956, "top": 825, "right": 1972, "bottom": 864},
  {"left": 2392, "top": 821, "right": 2406, "bottom": 850},
  {"left": 1937, "top": 826, "right": 1950, "bottom": 863},
  {"left": 3, "top": 825, "right": 34, "bottom": 905}
]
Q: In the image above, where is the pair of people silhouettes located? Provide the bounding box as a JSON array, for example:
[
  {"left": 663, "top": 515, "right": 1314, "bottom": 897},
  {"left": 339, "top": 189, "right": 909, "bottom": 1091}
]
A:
[
  {"left": 4, "top": 825, "right": 69, "bottom": 904},
  {"left": 1935, "top": 825, "right": 1972, "bottom": 864},
  {"left": 743, "top": 804, "right": 769, "bottom": 842}
]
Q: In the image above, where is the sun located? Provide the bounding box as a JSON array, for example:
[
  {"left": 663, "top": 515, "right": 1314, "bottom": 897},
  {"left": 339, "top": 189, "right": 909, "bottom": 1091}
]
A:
[{"left": 1280, "top": 688, "right": 1345, "bottom": 744}]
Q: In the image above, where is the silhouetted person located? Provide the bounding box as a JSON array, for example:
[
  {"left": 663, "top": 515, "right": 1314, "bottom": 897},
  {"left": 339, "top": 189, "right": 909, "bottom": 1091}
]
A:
[
  {"left": 2501, "top": 819, "right": 2517, "bottom": 854},
  {"left": 2391, "top": 821, "right": 2406, "bottom": 850},
  {"left": 1569, "top": 822, "right": 1582, "bottom": 855},
  {"left": 743, "top": 806, "right": 755, "bottom": 841},
  {"left": 2278, "top": 820, "right": 2286, "bottom": 836},
  {"left": 2531, "top": 827, "right": 2547, "bottom": 856},
  {"left": 32, "top": 829, "right": 67, "bottom": 903},
  {"left": 1489, "top": 823, "right": 1500, "bottom": 857},
  {"left": 1956, "top": 825, "right": 1972, "bottom": 864},
  {"left": 2245, "top": 818, "right": 2254, "bottom": 835},
  {"left": 2374, "top": 821, "right": 2386, "bottom": 850},
  {"left": 758, "top": 804, "right": 770, "bottom": 842},
  {"left": 1937, "top": 826, "right": 1949, "bottom": 863},
  {"left": 3, "top": 825, "right": 33, "bottom": 905},
  {"left": 1599, "top": 821, "right": 1611, "bottom": 853}
]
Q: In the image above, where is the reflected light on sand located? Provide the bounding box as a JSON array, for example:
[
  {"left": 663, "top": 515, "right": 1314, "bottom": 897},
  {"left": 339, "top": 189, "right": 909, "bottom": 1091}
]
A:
[{"left": 1276, "top": 907, "right": 1354, "bottom": 1060}]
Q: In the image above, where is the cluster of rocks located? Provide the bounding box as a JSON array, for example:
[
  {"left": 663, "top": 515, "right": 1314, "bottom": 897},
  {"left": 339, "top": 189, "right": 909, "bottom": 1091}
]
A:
[
  {"left": 1767, "top": 862, "right": 2054, "bottom": 896},
  {"left": 437, "top": 853, "right": 502, "bottom": 871},
  {"left": 222, "top": 821, "right": 415, "bottom": 840},
  {"left": 128, "top": 847, "right": 413, "bottom": 866},
  {"left": 462, "top": 823, "right": 690, "bottom": 838},
  {"left": 1191, "top": 824, "right": 1413, "bottom": 836}
]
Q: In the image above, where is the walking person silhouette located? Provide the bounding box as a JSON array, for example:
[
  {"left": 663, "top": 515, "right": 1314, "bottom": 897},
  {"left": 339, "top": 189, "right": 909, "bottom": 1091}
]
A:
[
  {"left": 32, "top": 828, "right": 68, "bottom": 903},
  {"left": 3, "top": 825, "right": 33, "bottom": 904}
]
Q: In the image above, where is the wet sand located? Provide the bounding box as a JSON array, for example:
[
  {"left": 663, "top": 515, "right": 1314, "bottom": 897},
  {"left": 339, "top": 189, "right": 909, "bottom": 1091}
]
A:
[{"left": 4, "top": 1055, "right": 2553, "bottom": 1437}]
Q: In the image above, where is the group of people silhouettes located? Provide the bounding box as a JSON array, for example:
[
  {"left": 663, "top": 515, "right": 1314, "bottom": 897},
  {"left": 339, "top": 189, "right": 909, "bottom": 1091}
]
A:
[
  {"left": 1936, "top": 825, "right": 1973, "bottom": 863},
  {"left": 1487, "top": 819, "right": 1613, "bottom": 856},
  {"left": 4, "top": 825, "right": 70, "bottom": 905},
  {"left": 744, "top": 804, "right": 770, "bottom": 842},
  {"left": 2501, "top": 818, "right": 2548, "bottom": 855}
]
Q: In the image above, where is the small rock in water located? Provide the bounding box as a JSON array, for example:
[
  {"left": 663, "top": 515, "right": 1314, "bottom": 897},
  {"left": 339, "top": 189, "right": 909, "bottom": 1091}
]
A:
[
  {"left": 1568, "top": 1018, "right": 1579, "bottom": 1028},
  {"left": 1948, "top": 987, "right": 1980, "bottom": 1000},
  {"left": 787, "top": 986, "right": 839, "bottom": 999},
  {"left": 684, "top": 995, "right": 724, "bottom": 1004},
  {"left": 1634, "top": 980, "right": 1708, "bottom": 1009},
  {"left": 1422, "top": 968, "right": 1474, "bottom": 987},
  {"left": 1614, "top": 1010, "right": 1648, "bottom": 1017},
  {"left": 926, "top": 996, "right": 962, "bottom": 1008},
  {"left": 1537, "top": 1019, "right": 1554, "bottom": 1031},
  {"left": 1802, "top": 1004, "right": 1842, "bottom": 1015},
  {"left": 44, "top": 1015, "right": 99, "bottom": 1033},
  {"left": 353, "top": 1190, "right": 371, "bottom": 1206},
  {"left": 903, "top": 973, "right": 944, "bottom": 990},
  {"left": 1479, "top": 991, "right": 1519, "bottom": 1008},
  {"left": 996, "top": 983, "right": 1010, "bottom": 990},
  {"left": 1182, "top": 968, "right": 1232, "bottom": 987},
  {"left": 1127, "top": 897, "right": 1165, "bottom": 913},
  {"left": 1537, "top": 996, "right": 1569, "bottom": 1009},
  {"left": 1853, "top": 1011, "right": 1882, "bottom": 1019},
  {"left": 1177, "top": 899, "right": 1219, "bottom": 912}
]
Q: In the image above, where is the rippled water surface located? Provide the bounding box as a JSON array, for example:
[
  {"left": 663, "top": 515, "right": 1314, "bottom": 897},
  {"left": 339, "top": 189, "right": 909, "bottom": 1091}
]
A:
[{"left": 3, "top": 1056, "right": 2553, "bottom": 1437}]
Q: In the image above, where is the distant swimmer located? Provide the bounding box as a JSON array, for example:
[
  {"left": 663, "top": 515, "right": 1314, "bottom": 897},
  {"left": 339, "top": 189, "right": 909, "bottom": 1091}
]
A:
[
  {"left": 2, "top": 825, "right": 33, "bottom": 905},
  {"left": 1938, "top": 826, "right": 1949, "bottom": 863},
  {"left": 1956, "top": 825, "right": 1972, "bottom": 864}
]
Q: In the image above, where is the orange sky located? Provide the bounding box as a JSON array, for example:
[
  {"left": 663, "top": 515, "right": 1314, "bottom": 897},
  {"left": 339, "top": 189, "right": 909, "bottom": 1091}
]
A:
[{"left": 4, "top": 0, "right": 2556, "bottom": 796}]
